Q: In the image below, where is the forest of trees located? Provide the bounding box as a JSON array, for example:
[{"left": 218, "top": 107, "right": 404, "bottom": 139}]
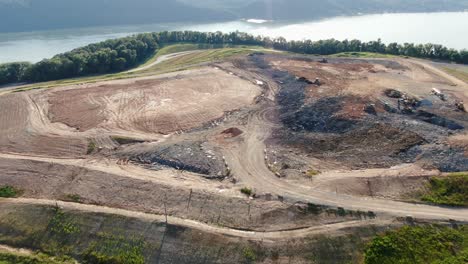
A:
[{"left": 1, "top": 31, "right": 467, "bottom": 85}]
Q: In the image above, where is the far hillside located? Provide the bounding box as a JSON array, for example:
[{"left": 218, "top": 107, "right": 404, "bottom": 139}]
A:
[{"left": 1, "top": 0, "right": 468, "bottom": 32}]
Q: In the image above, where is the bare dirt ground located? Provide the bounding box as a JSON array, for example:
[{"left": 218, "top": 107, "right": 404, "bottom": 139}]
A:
[
  {"left": 48, "top": 67, "right": 261, "bottom": 135},
  {"left": 0, "top": 93, "right": 86, "bottom": 157},
  {"left": 1, "top": 50, "right": 468, "bottom": 252}
]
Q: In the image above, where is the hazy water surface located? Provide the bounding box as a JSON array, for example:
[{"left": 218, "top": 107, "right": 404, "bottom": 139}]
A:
[{"left": 1, "top": 12, "right": 467, "bottom": 63}]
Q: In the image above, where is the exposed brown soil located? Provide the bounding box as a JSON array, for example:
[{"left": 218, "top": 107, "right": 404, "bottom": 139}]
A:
[
  {"left": 221, "top": 127, "right": 244, "bottom": 138},
  {"left": 1, "top": 50, "right": 468, "bottom": 259},
  {"left": 48, "top": 67, "right": 260, "bottom": 135},
  {"left": 0, "top": 93, "right": 86, "bottom": 157}
]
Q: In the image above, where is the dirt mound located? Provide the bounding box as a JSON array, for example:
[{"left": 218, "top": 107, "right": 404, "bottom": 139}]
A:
[
  {"left": 221, "top": 128, "right": 243, "bottom": 138},
  {"left": 403, "top": 145, "right": 468, "bottom": 172},
  {"left": 415, "top": 110, "right": 464, "bottom": 130},
  {"left": 127, "top": 141, "right": 227, "bottom": 178},
  {"left": 283, "top": 96, "right": 366, "bottom": 133},
  {"left": 275, "top": 123, "right": 425, "bottom": 168}
]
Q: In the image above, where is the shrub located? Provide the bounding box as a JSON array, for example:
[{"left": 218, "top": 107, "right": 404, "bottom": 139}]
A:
[
  {"left": 243, "top": 247, "right": 257, "bottom": 263},
  {"left": 306, "top": 169, "right": 320, "bottom": 178},
  {"left": 240, "top": 187, "right": 253, "bottom": 196},
  {"left": 421, "top": 173, "right": 468, "bottom": 206},
  {"left": 87, "top": 140, "right": 96, "bottom": 155},
  {"left": 65, "top": 194, "right": 82, "bottom": 203},
  {"left": 0, "top": 185, "right": 20, "bottom": 198}
]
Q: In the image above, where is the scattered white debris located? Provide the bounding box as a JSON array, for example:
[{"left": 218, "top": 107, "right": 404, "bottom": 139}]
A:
[{"left": 255, "top": 80, "right": 264, "bottom": 85}]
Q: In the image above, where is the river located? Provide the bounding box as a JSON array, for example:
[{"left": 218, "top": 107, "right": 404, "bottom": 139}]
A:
[{"left": 0, "top": 12, "right": 467, "bottom": 63}]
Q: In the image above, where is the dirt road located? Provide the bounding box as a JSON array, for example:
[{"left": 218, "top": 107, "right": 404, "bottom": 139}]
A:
[
  {"left": 1, "top": 198, "right": 389, "bottom": 241},
  {"left": 222, "top": 104, "right": 468, "bottom": 221},
  {"left": 221, "top": 58, "right": 468, "bottom": 222},
  {"left": 126, "top": 50, "right": 203, "bottom": 73}
]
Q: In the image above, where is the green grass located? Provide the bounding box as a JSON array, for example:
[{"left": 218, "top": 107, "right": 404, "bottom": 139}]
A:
[
  {"left": 442, "top": 67, "right": 468, "bottom": 83},
  {"left": 242, "top": 247, "right": 257, "bottom": 263},
  {"left": 0, "top": 251, "right": 75, "bottom": 264},
  {"left": 421, "top": 173, "right": 468, "bottom": 207},
  {"left": 330, "top": 52, "right": 397, "bottom": 58},
  {"left": 0, "top": 186, "right": 21, "bottom": 198},
  {"left": 364, "top": 225, "right": 468, "bottom": 264},
  {"left": 10, "top": 44, "right": 275, "bottom": 93},
  {"left": 83, "top": 233, "right": 146, "bottom": 264},
  {"left": 48, "top": 207, "right": 80, "bottom": 236},
  {"left": 140, "top": 47, "right": 264, "bottom": 74}
]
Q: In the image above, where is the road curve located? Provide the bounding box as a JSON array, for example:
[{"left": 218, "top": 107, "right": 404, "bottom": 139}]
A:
[{"left": 126, "top": 50, "right": 203, "bottom": 73}]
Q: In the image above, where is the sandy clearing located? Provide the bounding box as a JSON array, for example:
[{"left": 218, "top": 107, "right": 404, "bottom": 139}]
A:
[
  {"left": 0, "top": 93, "right": 86, "bottom": 157},
  {"left": 48, "top": 67, "right": 261, "bottom": 135},
  {"left": 0, "top": 153, "right": 229, "bottom": 193}
]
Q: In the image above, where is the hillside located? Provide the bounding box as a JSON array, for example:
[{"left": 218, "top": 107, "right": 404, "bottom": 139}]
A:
[
  {"left": 0, "top": 0, "right": 234, "bottom": 33},
  {"left": 233, "top": 0, "right": 468, "bottom": 21},
  {"left": 1, "top": 0, "right": 468, "bottom": 32}
]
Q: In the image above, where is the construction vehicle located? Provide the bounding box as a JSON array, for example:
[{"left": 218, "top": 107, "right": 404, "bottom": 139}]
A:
[
  {"left": 431, "top": 88, "right": 446, "bottom": 101},
  {"left": 455, "top": 101, "right": 466, "bottom": 112}
]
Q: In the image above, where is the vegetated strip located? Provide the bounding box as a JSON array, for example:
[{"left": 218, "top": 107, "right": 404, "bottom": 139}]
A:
[
  {"left": 2, "top": 198, "right": 385, "bottom": 240},
  {"left": 1, "top": 31, "right": 467, "bottom": 86},
  {"left": 420, "top": 172, "right": 468, "bottom": 207},
  {"left": 364, "top": 225, "right": 468, "bottom": 264}
]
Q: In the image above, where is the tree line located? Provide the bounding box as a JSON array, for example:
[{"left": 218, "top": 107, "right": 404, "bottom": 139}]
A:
[{"left": 1, "top": 31, "right": 467, "bottom": 85}]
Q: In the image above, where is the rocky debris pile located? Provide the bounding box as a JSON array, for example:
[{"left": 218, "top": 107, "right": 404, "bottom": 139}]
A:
[
  {"left": 402, "top": 144, "right": 468, "bottom": 172},
  {"left": 383, "top": 89, "right": 464, "bottom": 130},
  {"left": 297, "top": 76, "right": 321, "bottom": 86},
  {"left": 131, "top": 141, "right": 227, "bottom": 179}
]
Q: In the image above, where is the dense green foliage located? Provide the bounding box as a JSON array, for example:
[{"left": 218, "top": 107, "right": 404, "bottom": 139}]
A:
[
  {"left": 0, "top": 62, "right": 31, "bottom": 85},
  {"left": 1, "top": 31, "right": 467, "bottom": 86},
  {"left": 364, "top": 225, "right": 468, "bottom": 264},
  {"left": 26, "top": 33, "right": 159, "bottom": 82},
  {"left": 421, "top": 173, "right": 468, "bottom": 206},
  {"left": 0, "top": 186, "right": 20, "bottom": 198}
]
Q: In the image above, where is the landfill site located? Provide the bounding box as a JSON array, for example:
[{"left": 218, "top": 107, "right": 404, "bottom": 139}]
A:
[{"left": 0, "top": 51, "right": 468, "bottom": 263}]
